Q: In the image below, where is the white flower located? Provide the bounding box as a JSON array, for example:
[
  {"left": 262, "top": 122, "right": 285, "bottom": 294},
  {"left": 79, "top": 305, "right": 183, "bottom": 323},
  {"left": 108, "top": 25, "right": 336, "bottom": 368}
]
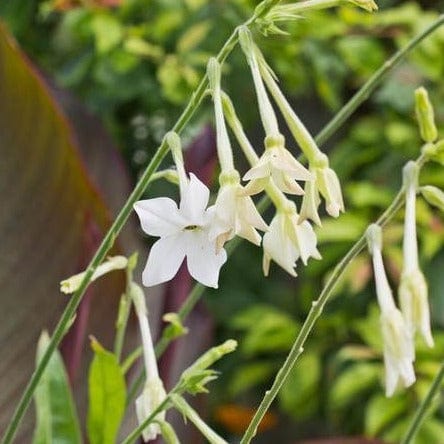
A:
[
  {"left": 131, "top": 283, "right": 167, "bottom": 442},
  {"left": 380, "top": 307, "right": 416, "bottom": 397},
  {"left": 299, "top": 178, "right": 322, "bottom": 226},
  {"left": 210, "top": 179, "right": 268, "bottom": 248},
  {"left": 399, "top": 270, "right": 433, "bottom": 347},
  {"left": 366, "top": 224, "right": 415, "bottom": 397},
  {"left": 314, "top": 163, "right": 344, "bottom": 218},
  {"left": 399, "top": 162, "right": 434, "bottom": 347},
  {"left": 262, "top": 201, "right": 321, "bottom": 276},
  {"left": 136, "top": 379, "right": 167, "bottom": 442},
  {"left": 243, "top": 134, "right": 312, "bottom": 195},
  {"left": 134, "top": 173, "right": 227, "bottom": 288}
]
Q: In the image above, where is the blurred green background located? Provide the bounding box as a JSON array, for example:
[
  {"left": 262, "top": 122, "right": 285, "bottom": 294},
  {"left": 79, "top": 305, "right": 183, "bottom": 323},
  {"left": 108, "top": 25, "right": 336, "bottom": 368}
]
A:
[{"left": 1, "top": 0, "right": 444, "bottom": 442}]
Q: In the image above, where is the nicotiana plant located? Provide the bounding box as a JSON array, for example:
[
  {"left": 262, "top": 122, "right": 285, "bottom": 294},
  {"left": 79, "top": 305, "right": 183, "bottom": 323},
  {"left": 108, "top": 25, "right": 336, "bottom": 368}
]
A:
[{"left": 2, "top": 1, "right": 444, "bottom": 443}]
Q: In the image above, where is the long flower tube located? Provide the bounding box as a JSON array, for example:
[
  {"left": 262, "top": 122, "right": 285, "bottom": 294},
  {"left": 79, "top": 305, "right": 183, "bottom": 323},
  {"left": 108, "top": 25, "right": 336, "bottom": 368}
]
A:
[
  {"left": 131, "top": 283, "right": 167, "bottom": 442},
  {"left": 207, "top": 58, "right": 268, "bottom": 247},
  {"left": 399, "top": 162, "right": 434, "bottom": 347},
  {"left": 238, "top": 26, "right": 312, "bottom": 195},
  {"left": 366, "top": 224, "right": 415, "bottom": 397}
]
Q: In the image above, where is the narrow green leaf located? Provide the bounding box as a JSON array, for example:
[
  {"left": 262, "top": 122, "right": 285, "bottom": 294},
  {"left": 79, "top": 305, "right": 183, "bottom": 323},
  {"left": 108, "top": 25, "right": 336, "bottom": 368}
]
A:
[
  {"left": 329, "top": 362, "right": 380, "bottom": 410},
  {"left": 87, "top": 338, "right": 126, "bottom": 444},
  {"left": 365, "top": 393, "right": 406, "bottom": 436},
  {"left": 32, "top": 332, "right": 82, "bottom": 444}
]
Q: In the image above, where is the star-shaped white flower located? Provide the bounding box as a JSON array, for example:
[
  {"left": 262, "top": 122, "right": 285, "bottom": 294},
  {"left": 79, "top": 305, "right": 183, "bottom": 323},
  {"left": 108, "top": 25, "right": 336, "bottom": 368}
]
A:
[
  {"left": 243, "top": 134, "right": 312, "bottom": 195},
  {"left": 262, "top": 202, "right": 321, "bottom": 276},
  {"left": 210, "top": 180, "right": 268, "bottom": 248},
  {"left": 134, "top": 173, "right": 227, "bottom": 288}
]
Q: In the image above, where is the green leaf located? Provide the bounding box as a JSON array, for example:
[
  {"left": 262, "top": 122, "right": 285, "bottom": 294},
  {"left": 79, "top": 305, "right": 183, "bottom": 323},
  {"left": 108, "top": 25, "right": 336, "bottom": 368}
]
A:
[
  {"left": 0, "top": 23, "right": 132, "bottom": 437},
  {"left": 32, "top": 332, "right": 82, "bottom": 444},
  {"left": 229, "top": 361, "right": 276, "bottom": 397},
  {"left": 87, "top": 338, "right": 126, "bottom": 444},
  {"left": 278, "top": 352, "right": 321, "bottom": 420},
  {"left": 91, "top": 13, "right": 124, "bottom": 54},
  {"left": 230, "top": 305, "right": 299, "bottom": 356},
  {"left": 329, "top": 362, "right": 380, "bottom": 410},
  {"left": 365, "top": 393, "right": 406, "bottom": 436},
  {"left": 177, "top": 21, "right": 211, "bottom": 53},
  {"left": 316, "top": 213, "right": 367, "bottom": 243}
]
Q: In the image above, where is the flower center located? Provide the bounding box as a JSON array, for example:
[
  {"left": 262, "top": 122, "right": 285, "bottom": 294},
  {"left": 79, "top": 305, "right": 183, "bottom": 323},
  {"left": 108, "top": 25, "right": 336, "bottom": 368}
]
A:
[{"left": 184, "top": 225, "right": 201, "bottom": 231}]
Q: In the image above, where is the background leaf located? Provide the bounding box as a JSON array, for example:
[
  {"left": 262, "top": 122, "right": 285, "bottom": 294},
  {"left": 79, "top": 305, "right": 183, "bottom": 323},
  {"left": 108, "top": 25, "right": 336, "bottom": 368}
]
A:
[
  {"left": 0, "top": 22, "right": 145, "bottom": 439},
  {"left": 33, "top": 332, "right": 82, "bottom": 444},
  {"left": 87, "top": 338, "right": 126, "bottom": 444}
]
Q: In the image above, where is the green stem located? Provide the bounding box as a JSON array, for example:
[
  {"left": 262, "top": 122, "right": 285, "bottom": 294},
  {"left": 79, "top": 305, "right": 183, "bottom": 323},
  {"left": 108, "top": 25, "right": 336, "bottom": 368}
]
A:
[
  {"left": 401, "top": 362, "right": 444, "bottom": 444},
  {"left": 121, "top": 396, "right": 172, "bottom": 444},
  {"left": 114, "top": 264, "right": 135, "bottom": 361},
  {"left": 316, "top": 14, "right": 444, "bottom": 146},
  {"left": 0, "top": 3, "right": 283, "bottom": 442}
]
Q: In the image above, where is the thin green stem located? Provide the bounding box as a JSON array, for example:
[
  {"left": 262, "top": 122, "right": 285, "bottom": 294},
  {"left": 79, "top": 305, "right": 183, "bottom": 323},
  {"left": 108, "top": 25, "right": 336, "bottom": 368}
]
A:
[
  {"left": 316, "top": 14, "right": 444, "bottom": 146},
  {"left": 401, "top": 362, "right": 444, "bottom": 444},
  {"left": 0, "top": 2, "right": 283, "bottom": 442},
  {"left": 120, "top": 396, "right": 172, "bottom": 444},
  {"left": 114, "top": 264, "right": 135, "bottom": 361}
]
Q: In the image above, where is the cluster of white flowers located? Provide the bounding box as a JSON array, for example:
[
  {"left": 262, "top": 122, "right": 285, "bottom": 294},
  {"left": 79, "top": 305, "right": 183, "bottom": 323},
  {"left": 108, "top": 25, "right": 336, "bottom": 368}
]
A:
[{"left": 134, "top": 27, "right": 344, "bottom": 289}]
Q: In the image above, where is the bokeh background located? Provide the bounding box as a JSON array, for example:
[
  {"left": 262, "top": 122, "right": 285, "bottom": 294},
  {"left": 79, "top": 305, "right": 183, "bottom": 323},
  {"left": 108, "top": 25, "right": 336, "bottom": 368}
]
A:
[{"left": 1, "top": 0, "right": 444, "bottom": 442}]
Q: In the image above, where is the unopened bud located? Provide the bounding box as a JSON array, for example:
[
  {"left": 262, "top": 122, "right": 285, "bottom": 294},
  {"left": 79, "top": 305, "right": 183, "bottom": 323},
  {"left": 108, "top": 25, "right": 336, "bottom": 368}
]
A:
[
  {"left": 60, "top": 256, "right": 128, "bottom": 294},
  {"left": 130, "top": 282, "right": 147, "bottom": 317},
  {"left": 346, "top": 0, "right": 378, "bottom": 12},
  {"left": 415, "top": 87, "right": 438, "bottom": 143},
  {"left": 420, "top": 185, "right": 444, "bottom": 212}
]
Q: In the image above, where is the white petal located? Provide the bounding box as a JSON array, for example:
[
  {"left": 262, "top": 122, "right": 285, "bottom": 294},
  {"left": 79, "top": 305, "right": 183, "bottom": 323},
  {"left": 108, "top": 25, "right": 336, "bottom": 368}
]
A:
[
  {"left": 271, "top": 148, "right": 312, "bottom": 180},
  {"left": 294, "top": 221, "right": 322, "bottom": 265},
  {"left": 179, "top": 173, "right": 210, "bottom": 224},
  {"left": 243, "top": 160, "right": 270, "bottom": 181},
  {"left": 239, "top": 195, "right": 268, "bottom": 232},
  {"left": 134, "top": 198, "right": 185, "bottom": 236},
  {"left": 271, "top": 170, "right": 305, "bottom": 195},
  {"left": 142, "top": 235, "right": 186, "bottom": 287},
  {"left": 263, "top": 215, "right": 298, "bottom": 276},
  {"left": 186, "top": 231, "right": 227, "bottom": 288}
]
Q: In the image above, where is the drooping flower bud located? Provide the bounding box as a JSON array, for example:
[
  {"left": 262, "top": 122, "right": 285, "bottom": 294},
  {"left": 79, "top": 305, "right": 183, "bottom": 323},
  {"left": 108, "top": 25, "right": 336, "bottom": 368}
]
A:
[
  {"left": 420, "top": 185, "right": 444, "bottom": 212},
  {"left": 399, "top": 162, "right": 434, "bottom": 347},
  {"left": 131, "top": 284, "right": 167, "bottom": 441},
  {"left": 366, "top": 224, "right": 416, "bottom": 397},
  {"left": 415, "top": 87, "right": 438, "bottom": 143},
  {"left": 60, "top": 256, "right": 128, "bottom": 294}
]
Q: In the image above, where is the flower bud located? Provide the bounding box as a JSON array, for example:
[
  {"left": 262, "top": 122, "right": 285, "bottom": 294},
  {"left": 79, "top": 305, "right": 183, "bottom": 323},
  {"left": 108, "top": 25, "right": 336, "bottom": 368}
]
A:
[
  {"left": 399, "top": 269, "right": 434, "bottom": 347},
  {"left": 60, "top": 255, "right": 128, "bottom": 294},
  {"left": 420, "top": 185, "right": 444, "bottom": 212},
  {"left": 136, "top": 379, "right": 167, "bottom": 442},
  {"left": 346, "top": 0, "right": 378, "bottom": 11},
  {"left": 315, "top": 166, "right": 345, "bottom": 218},
  {"left": 415, "top": 87, "right": 438, "bottom": 143}
]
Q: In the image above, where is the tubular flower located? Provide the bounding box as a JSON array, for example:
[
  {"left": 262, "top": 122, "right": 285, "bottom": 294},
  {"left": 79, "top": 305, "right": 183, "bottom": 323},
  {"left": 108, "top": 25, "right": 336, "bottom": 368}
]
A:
[
  {"left": 243, "top": 134, "right": 312, "bottom": 195},
  {"left": 207, "top": 58, "right": 268, "bottom": 247},
  {"left": 399, "top": 162, "right": 434, "bottom": 347},
  {"left": 366, "top": 224, "right": 415, "bottom": 397},
  {"left": 238, "top": 27, "right": 312, "bottom": 196},
  {"left": 134, "top": 173, "right": 227, "bottom": 288},
  {"left": 210, "top": 172, "right": 268, "bottom": 248},
  {"left": 263, "top": 200, "right": 321, "bottom": 276},
  {"left": 131, "top": 284, "right": 167, "bottom": 442}
]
